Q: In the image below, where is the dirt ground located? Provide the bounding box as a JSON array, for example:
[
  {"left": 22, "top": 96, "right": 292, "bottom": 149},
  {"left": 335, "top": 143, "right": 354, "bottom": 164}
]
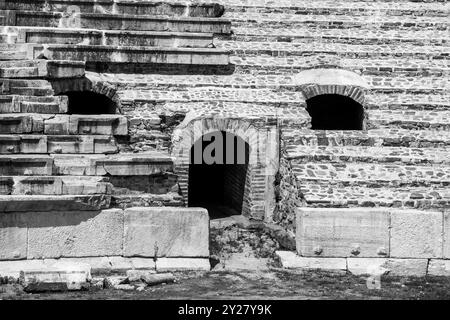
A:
[{"left": 2, "top": 269, "right": 450, "bottom": 300}]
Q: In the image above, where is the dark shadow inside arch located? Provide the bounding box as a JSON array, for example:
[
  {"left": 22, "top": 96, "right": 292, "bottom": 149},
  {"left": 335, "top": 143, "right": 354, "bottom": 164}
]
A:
[
  {"left": 60, "top": 91, "right": 117, "bottom": 114},
  {"left": 188, "top": 131, "right": 250, "bottom": 219},
  {"left": 306, "top": 94, "right": 364, "bottom": 130}
]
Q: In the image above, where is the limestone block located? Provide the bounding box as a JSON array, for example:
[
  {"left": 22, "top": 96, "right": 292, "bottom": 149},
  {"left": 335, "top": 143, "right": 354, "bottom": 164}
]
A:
[
  {"left": 0, "top": 195, "right": 111, "bottom": 212},
  {"left": 20, "top": 135, "right": 47, "bottom": 153},
  {"left": 20, "top": 262, "right": 91, "bottom": 292},
  {"left": 390, "top": 209, "right": 443, "bottom": 258},
  {"left": 0, "top": 135, "right": 20, "bottom": 153},
  {"left": 0, "top": 260, "right": 47, "bottom": 279},
  {"left": 27, "top": 209, "right": 123, "bottom": 259},
  {"left": 0, "top": 212, "right": 27, "bottom": 260},
  {"left": 47, "top": 135, "right": 95, "bottom": 154},
  {"left": 156, "top": 258, "right": 211, "bottom": 272},
  {"left": 443, "top": 212, "right": 450, "bottom": 259},
  {"left": 0, "top": 114, "right": 34, "bottom": 134},
  {"left": 382, "top": 259, "right": 428, "bottom": 277},
  {"left": 346, "top": 258, "right": 388, "bottom": 276},
  {"left": 13, "top": 176, "right": 63, "bottom": 195},
  {"left": 296, "top": 208, "right": 390, "bottom": 257},
  {"left": 428, "top": 260, "right": 450, "bottom": 276},
  {"left": 275, "top": 251, "right": 347, "bottom": 271},
  {"left": 124, "top": 207, "right": 209, "bottom": 258},
  {"left": 69, "top": 115, "right": 128, "bottom": 136},
  {"left": 52, "top": 154, "right": 100, "bottom": 176},
  {"left": 44, "top": 115, "right": 69, "bottom": 135},
  {"left": 347, "top": 258, "right": 428, "bottom": 276}
]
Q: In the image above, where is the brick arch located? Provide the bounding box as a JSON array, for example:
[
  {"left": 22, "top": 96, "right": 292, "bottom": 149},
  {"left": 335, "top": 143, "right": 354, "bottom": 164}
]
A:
[
  {"left": 296, "top": 68, "right": 369, "bottom": 105},
  {"left": 171, "top": 115, "right": 279, "bottom": 221},
  {"left": 296, "top": 68, "right": 370, "bottom": 129},
  {"left": 50, "top": 77, "right": 122, "bottom": 113}
]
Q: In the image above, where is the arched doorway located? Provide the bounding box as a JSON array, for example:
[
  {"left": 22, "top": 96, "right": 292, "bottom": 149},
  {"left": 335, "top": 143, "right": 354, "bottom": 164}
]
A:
[
  {"left": 60, "top": 91, "right": 117, "bottom": 114},
  {"left": 306, "top": 94, "right": 364, "bottom": 130},
  {"left": 188, "top": 131, "right": 250, "bottom": 219}
]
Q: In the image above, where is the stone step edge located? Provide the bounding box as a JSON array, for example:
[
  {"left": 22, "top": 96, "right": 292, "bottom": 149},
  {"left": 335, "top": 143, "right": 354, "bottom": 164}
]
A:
[
  {"left": 275, "top": 251, "right": 450, "bottom": 277},
  {"left": 0, "top": 257, "right": 211, "bottom": 279}
]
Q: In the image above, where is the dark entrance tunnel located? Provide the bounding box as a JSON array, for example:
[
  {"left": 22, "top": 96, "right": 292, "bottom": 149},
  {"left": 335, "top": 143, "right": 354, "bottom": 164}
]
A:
[
  {"left": 188, "top": 131, "right": 250, "bottom": 219},
  {"left": 61, "top": 91, "right": 117, "bottom": 114},
  {"left": 306, "top": 94, "right": 364, "bottom": 130}
]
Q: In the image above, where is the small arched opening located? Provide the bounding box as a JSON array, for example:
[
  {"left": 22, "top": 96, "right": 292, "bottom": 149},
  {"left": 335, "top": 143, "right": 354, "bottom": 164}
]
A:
[
  {"left": 188, "top": 131, "right": 250, "bottom": 219},
  {"left": 306, "top": 94, "right": 364, "bottom": 130},
  {"left": 61, "top": 91, "right": 117, "bottom": 114}
]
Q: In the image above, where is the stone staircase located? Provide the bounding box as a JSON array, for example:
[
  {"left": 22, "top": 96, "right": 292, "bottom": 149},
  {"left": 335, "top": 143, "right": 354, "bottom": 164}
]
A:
[
  {"left": 0, "top": 0, "right": 232, "bottom": 70},
  {"left": 0, "top": 0, "right": 449, "bottom": 274}
]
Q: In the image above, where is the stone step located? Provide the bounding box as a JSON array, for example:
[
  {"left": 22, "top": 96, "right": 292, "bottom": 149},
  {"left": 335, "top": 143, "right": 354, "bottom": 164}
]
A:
[
  {"left": 282, "top": 128, "right": 450, "bottom": 148},
  {"left": 0, "top": 152, "right": 173, "bottom": 176},
  {"left": 0, "top": 154, "right": 53, "bottom": 175},
  {"left": 111, "top": 193, "right": 184, "bottom": 209},
  {"left": 0, "top": 95, "right": 68, "bottom": 113},
  {"left": 217, "top": 40, "right": 449, "bottom": 59},
  {"left": 0, "top": 58, "right": 86, "bottom": 79},
  {"left": 95, "top": 72, "right": 448, "bottom": 93},
  {"left": 118, "top": 89, "right": 450, "bottom": 111},
  {"left": 3, "top": 11, "right": 231, "bottom": 34},
  {"left": 220, "top": 0, "right": 449, "bottom": 17},
  {"left": 228, "top": 54, "right": 450, "bottom": 77},
  {"left": 0, "top": 66, "right": 39, "bottom": 78},
  {"left": 1, "top": 78, "right": 55, "bottom": 96},
  {"left": 0, "top": 0, "right": 225, "bottom": 17},
  {"left": 366, "top": 93, "right": 450, "bottom": 111},
  {"left": 11, "top": 27, "right": 215, "bottom": 48},
  {"left": 226, "top": 13, "right": 449, "bottom": 30},
  {"left": 299, "top": 181, "right": 450, "bottom": 210},
  {"left": 51, "top": 152, "right": 174, "bottom": 176},
  {"left": 286, "top": 145, "right": 450, "bottom": 166},
  {"left": 0, "top": 134, "right": 118, "bottom": 154},
  {"left": 45, "top": 114, "right": 128, "bottom": 136},
  {"left": 230, "top": 26, "right": 448, "bottom": 45},
  {"left": 369, "top": 109, "right": 450, "bottom": 130},
  {"left": 35, "top": 44, "right": 230, "bottom": 66},
  {"left": 0, "top": 114, "right": 128, "bottom": 136},
  {"left": 0, "top": 194, "right": 111, "bottom": 212},
  {"left": 0, "top": 176, "right": 112, "bottom": 196},
  {"left": 0, "top": 50, "right": 27, "bottom": 61},
  {"left": 291, "top": 162, "right": 450, "bottom": 185}
]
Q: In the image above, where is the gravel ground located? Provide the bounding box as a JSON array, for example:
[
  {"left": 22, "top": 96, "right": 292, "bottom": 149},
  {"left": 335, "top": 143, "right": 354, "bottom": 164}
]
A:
[{"left": 2, "top": 269, "right": 450, "bottom": 300}]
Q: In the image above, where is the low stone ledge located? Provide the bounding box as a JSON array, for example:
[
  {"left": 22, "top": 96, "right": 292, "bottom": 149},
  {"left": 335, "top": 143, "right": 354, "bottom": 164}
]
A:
[
  {"left": 155, "top": 258, "right": 211, "bottom": 272},
  {"left": 347, "top": 258, "right": 429, "bottom": 277},
  {"left": 275, "top": 251, "right": 347, "bottom": 271}
]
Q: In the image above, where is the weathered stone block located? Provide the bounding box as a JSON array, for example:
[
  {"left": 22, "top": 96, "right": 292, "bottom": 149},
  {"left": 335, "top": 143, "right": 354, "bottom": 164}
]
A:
[
  {"left": 442, "top": 211, "right": 450, "bottom": 259},
  {"left": 27, "top": 209, "right": 123, "bottom": 259},
  {"left": 276, "top": 251, "right": 347, "bottom": 271},
  {"left": 347, "top": 258, "right": 428, "bottom": 277},
  {"left": 124, "top": 207, "right": 209, "bottom": 258},
  {"left": 390, "top": 209, "right": 443, "bottom": 258},
  {"left": 0, "top": 195, "right": 111, "bottom": 212},
  {"left": 156, "top": 258, "right": 211, "bottom": 272},
  {"left": 0, "top": 212, "right": 27, "bottom": 260},
  {"left": 296, "top": 208, "right": 390, "bottom": 257},
  {"left": 20, "top": 261, "right": 91, "bottom": 292},
  {"left": 428, "top": 260, "right": 450, "bottom": 276}
]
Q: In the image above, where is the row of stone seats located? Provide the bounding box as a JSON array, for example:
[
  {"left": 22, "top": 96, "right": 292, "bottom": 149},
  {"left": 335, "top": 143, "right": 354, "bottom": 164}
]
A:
[
  {"left": 117, "top": 88, "right": 449, "bottom": 111},
  {"left": 0, "top": 10, "right": 231, "bottom": 34},
  {"left": 282, "top": 129, "right": 450, "bottom": 148},
  {"left": 209, "top": 0, "right": 448, "bottom": 16},
  {"left": 0, "top": 0, "right": 226, "bottom": 17}
]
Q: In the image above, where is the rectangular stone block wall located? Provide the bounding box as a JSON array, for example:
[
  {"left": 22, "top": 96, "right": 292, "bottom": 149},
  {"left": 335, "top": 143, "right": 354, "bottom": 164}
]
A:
[
  {"left": 297, "top": 208, "right": 447, "bottom": 259},
  {"left": 0, "top": 207, "right": 209, "bottom": 260}
]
